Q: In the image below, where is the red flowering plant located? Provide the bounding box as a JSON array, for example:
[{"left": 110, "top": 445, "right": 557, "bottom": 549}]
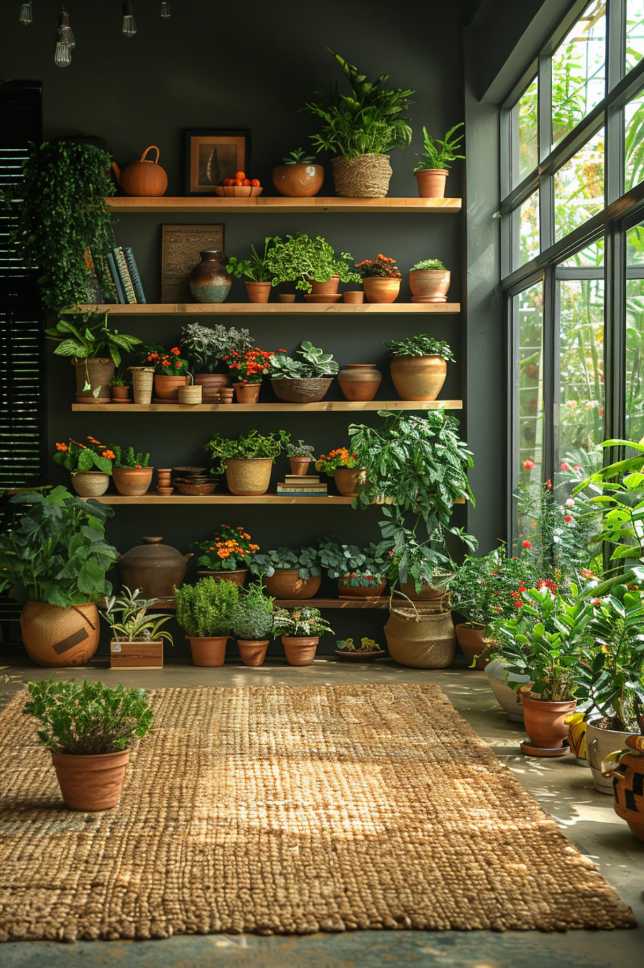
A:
[
  {"left": 223, "top": 347, "right": 274, "bottom": 384},
  {"left": 315, "top": 447, "right": 360, "bottom": 476},
  {"left": 354, "top": 254, "right": 402, "bottom": 279},
  {"left": 52, "top": 436, "right": 114, "bottom": 475},
  {"left": 196, "top": 524, "right": 260, "bottom": 573},
  {"left": 450, "top": 545, "right": 539, "bottom": 632},
  {"left": 145, "top": 345, "right": 189, "bottom": 376}
]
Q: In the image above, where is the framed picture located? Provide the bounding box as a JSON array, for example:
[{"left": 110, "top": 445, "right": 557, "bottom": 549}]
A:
[
  {"left": 161, "top": 224, "right": 224, "bottom": 302},
  {"left": 183, "top": 129, "right": 251, "bottom": 195}
]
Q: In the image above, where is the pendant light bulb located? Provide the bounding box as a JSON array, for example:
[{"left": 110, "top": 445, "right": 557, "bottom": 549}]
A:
[
  {"left": 160, "top": 1, "right": 171, "bottom": 17},
  {"left": 19, "top": 2, "right": 33, "bottom": 26},
  {"left": 58, "top": 7, "right": 75, "bottom": 49},
  {"left": 54, "top": 31, "right": 72, "bottom": 67},
  {"left": 122, "top": 0, "right": 137, "bottom": 37}
]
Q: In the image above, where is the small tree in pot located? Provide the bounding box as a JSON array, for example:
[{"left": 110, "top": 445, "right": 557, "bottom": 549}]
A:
[
  {"left": 274, "top": 606, "right": 334, "bottom": 666},
  {"left": 231, "top": 582, "right": 275, "bottom": 667},
  {"left": 175, "top": 576, "right": 239, "bottom": 667}
]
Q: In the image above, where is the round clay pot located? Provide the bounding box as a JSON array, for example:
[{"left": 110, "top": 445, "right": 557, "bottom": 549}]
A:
[
  {"left": 399, "top": 579, "right": 450, "bottom": 605},
  {"left": 74, "top": 358, "right": 115, "bottom": 404},
  {"left": 197, "top": 569, "right": 249, "bottom": 587},
  {"left": 271, "top": 377, "right": 333, "bottom": 403},
  {"left": 338, "top": 576, "right": 386, "bottom": 598},
  {"left": 129, "top": 366, "right": 154, "bottom": 405},
  {"left": 455, "top": 623, "right": 490, "bottom": 670},
  {"left": 587, "top": 721, "right": 633, "bottom": 794},
  {"left": 485, "top": 655, "right": 530, "bottom": 722},
  {"left": 385, "top": 606, "right": 455, "bottom": 668},
  {"left": 331, "top": 153, "right": 392, "bottom": 198},
  {"left": 71, "top": 471, "right": 110, "bottom": 497},
  {"left": 265, "top": 569, "right": 321, "bottom": 599},
  {"left": 218, "top": 388, "right": 235, "bottom": 403},
  {"left": 189, "top": 249, "right": 232, "bottom": 303},
  {"left": 193, "top": 373, "right": 231, "bottom": 402},
  {"left": 225, "top": 458, "right": 273, "bottom": 496},
  {"left": 52, "top": 749, "right": 129, "bottom": 811},
  {"left": 415, "top": 168, "right": 448, "bottom": 198},
  {"left": 522, "top": 694, "right": 576, "bottom": 751},
  {"left": 272, "top": 162, "right": 324, "bottom": 197},
  {"left": 363, "top": 277, "right": 400, "bottom": 303},
  {"left": 289, "top": 457, "right": 312, "bottom": 476},
  {"left": 119, "top": 536, "right": 192, "bottom": 600},
  {"left": 334, "top": 467, "right": 366, "bottom": 496},
  {"left": 390, "top": 355, "right": 447, "bottom": 401},
  {"left": 343, "top": 290, "right": 364, "bottom": 304},
  {"left": 189, "top": 635, "right": 228, "bottom": 667},
  {"left": 608, "top": 735, "right": 644, "bottom": 841},
  {"left": 310, "top": 276, "right": 340, "bottom": 297},
  {"left": 111, "top": 385, "right": 131, "bottom": 403},
  {"left": 282, "top": 635, "right": 320, "bottom": 666},
  {"left": 337, "top": 363, "right": 382, "bottom": 401},
  {"left": 237, "top": 639, "right": 269, "bottom": 667},
  {"left": 409, "top": 268, "right": 451, "bottom": 303},
  {"left": 20, "top": 601, "right": 100, "bottom": 667},
  {"left": 112, "top": 466, "right": 154, "bottom": 497},
  {"left": 154, "top": 374, "right": 188, "bottom": 401},
  {"left": 278, "top": 293, "right": 296, "bottom": 303},
  {"left": 234, "top": 382, "right": 261, "bottom": 404},
  {"left": 244, "top": 281, "right": 272, "bottom": 303}
]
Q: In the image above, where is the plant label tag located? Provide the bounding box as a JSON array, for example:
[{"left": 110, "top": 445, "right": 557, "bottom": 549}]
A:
[{"left": 111, "top": 643, "right": 122, "bottom": 653}]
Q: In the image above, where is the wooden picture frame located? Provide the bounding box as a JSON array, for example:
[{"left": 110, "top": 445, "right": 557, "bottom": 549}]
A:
[
  {"left": 183, "top": 128, "right": 251, "bottom": 195},
  {"left": 161, "top": 224, "right": 225, "bottom": 303}
]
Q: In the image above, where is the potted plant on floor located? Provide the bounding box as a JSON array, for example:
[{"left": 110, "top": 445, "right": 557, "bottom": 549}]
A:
[
  {"left": 408, "top": 258, "right": 451, "bottom": 303},
  {"left": 385, "top": 333, "right": 454, "bottom": 401},
  {"left": 272, "top": 147, "right": 325, "bottom": 197},
  {"left": 355, "top": 254, "right": 401, "bottom": 303},
  {"left": 223, "top": 346, "right": 274, "bottom": 403},
  {"left": 270, "top": 342, "right": 339, "bottom": 403},
  {"left": 206, "top": 429, "right": 291, "bottom": 495},
  {"left": 306, "top": 51, "right": 413, "bottom": 198},
  {"left": 250, "top": 546, "right": 322, "bottom": 599},
  {"left": 319, "top": 540, "right": 387, "bottom": 598},
  {"left": 0, "top": 487, "right": 117, "bottom": 667},
  {"left": 52, "top": 436, "right": 114, "bottom": 497},
  {"left": 110, "top": 443, "right": 153, "bottom": 496},
  {"left": 180, "top": 323, "right": 254, "bottom": 400},
  {"left": 23, "top": 680, "right": 153, "bottom": 811},
  {"left": 413, "top": 123, "right": 465, "bottom": 198},
  {"left": 315, "top": 446, "right": 366, "bottom": 496},
  {"left": 145, "top": 345, "right": 190, "bottom": 401},
  {"left": 175, "top": 576, "right": 239, "bottom": 667},
  {"left": 226, "top": 239, "right": 275, "bottom": 303},
  {"left": 274, "top": 606, "right": 333, "bottom": 666},
  {"left": 335, "top": 636, "right": 386, "bottom": 661},
  {"left": 264, "top": 233, "right": 359, "bottom": 298},
  {"left": 195, "top": 524, "right": 260, "bottom": 585},
  {"left": 603, "top": 730, "right": 644, "bottom": 841},
  {"left": 231, "top": 581, "right": 275, "bottom": 666},
  {"left": 286, "top": 439, "right": 316, "bottom": 475},
  {"left": 102, "top": 586, "right": 174, "bottom": 668}
]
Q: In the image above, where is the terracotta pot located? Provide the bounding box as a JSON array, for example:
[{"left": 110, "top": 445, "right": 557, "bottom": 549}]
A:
[
  {"left": 266, "top": 570, "right": 321, "bottom": 599},
  {"left": 331, "top": 153, "right": 392, "bottom": 198},
  {"left": 399, "top": 579, "right": 450, "bottom": 604},
  {"left": 278, "top": 293, "right": 296, "bottom": 303},
  {"left": 310, "top": 276, "right": 340, "bottom": 296},
  {"left": 74, "top": 358, "right": 115, "bottom": 403},
  {"left": 415, "top": 168, "right": 448, "bottom": 198},
  {"left": 225, "top": 458, "right": 273, "bottom": 495},
  {"left": 119, "top": 536, "right": 192, "bottom": 600},
  {"left": 189, "top": 635, "right": 228, "bottom": 667},
  {"left": 237, "top": 639, "right": 269, "bottom": 667},
  {"left": 244, "top": 281, "right": 272, "bottom": 303},
  {"left": 189, "top": 249, "right": 232, "bottom": 303},
  {"left": 485, "top": 657, "right": 529, "bottom": 722},
  {"left": 197, "top": 569, "right": 249, "bottom": 587},
  {"left": 390, "top": 355, "right": 447, "bottom": 401},
  {"left": 71, "top": 471, "right": 110, "bottom": 497},
  {"left": 282, "top": 635, "right": 320, "bottom": 666},
  {"left": 334, "top": 467, "right": 366, "bottom": 496},
  {"left": 111, "top": 385, "right": 131, "bottom": 403},
  {"left": 271, "top": 377, "right": 333, "bottom": 403},
  {"left": 129, "top": 366, "right": 154, "bottom": 405},
  {"left": 113, "top": 144, "right": 168, "bottom": 196},
  {"left": 234, "top": 382, "right": 261, "bottom": 404},
  {"left": 587, "top": 721, "right": 633, "bottom": 794},
  {"left": 112, "top": 466, "right": 154, "bottom": 497},
  {"left": 338, "top": 576, "right": 386, "bottom": 598},
  {"left": 522, "top": 694, "right": 576, "bottom": 752},
  {"left": 363, "top": 277, "right": 400, "bottom": 303},
  {"left": 337, "top": 363, "right": 382, "bottom": 401},
  {"left": 385, "top": 606, "right": 455, "bottom": 668},
  {"left": 52, "top": 750, "right": 129, "bottom": 811},
  {"left": 455, "top": 623, "right": 490, "bottom": 669},
  {"left": 607, "top": 735, "right": 644, "bottom": 841},
  {"left": 20, "top": 601, "right": 99, "bottom": 667},
  {"left": 272, "top": 162, "right": 324, "bottom": 197},
  {"left": 154, "top": 374, "right": 188, "bottom": 401},
  {"left": 194, "top": 373, "right": 231, "bottom": 402},
  {"left": 409, "top": 268, "right": 451, "bottom": 303},
  {"left": 343, "top": 290, "right": 364, "bottom": 304},
  {"left": 289, "top": 457, "right": 312, "bottom": 476},
  {"left": 218, "top": 388, "right": 235, "bottom": 403}
]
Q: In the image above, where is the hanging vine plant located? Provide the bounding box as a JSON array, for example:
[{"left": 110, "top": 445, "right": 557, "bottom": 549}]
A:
[{"left": 11, "top": 140, "right": 116, "bottom": 313}]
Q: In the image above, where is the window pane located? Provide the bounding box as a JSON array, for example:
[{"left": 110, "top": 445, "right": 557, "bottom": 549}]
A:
[
  {"left": 515, "top": 282, "right": 544, "bottom": 537},
  {"left": 626, "top": 0, "right": 644, "bottom": 72},
  {"left": 552, "top": 1, "right": 606, "bottom": 146},
  {"left": 625, "top": 93, "right": 644, "bottom": 192},
  {"left": 510, "top": 76, "right": 538, "bottom": 186},
  {"left": 511, "top": 190, "right": 540, "bottom": 269},
  {"left": 554, "top": 127, "right": 604, "bottom": 241},
  {"left": 561, "top": 236, "right": 605, "bottom": 267},
  {"left": 625, "top": 223, "right": 644, "bottom": 441}
]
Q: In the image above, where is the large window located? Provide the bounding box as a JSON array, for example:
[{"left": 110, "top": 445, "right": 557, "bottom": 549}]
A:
[{"left": 501, "top": 0, "right": 643, "bottom": 542}]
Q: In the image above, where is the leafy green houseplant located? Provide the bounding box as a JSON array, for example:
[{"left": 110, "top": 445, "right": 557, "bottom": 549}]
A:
[
  {"left": 287, "top": 439, "right": 315, "bottom": 459},
  {"left": 226, "top": 239, "right": 275, "bottom": 283},
  {"left": 410, "top": 258, "right": 446, "bottom": 271},
  {"left": 386, "top": 333, "right": 454, "bottom": 401},
  {"left": 52, "top": 436, "right": 113, "bottom": 478},
  {"left": 206, "top": 429, "right": 291, "bottom": 495},
  {"left": 385, "top": 530, "right": 454, "bottom": 596},
  {"left": 231, "top": 583, "right": 275, "bottom": 666},
  {"left": 250, "top": 546, "right": 321, "bottom": 580},
  {"left": 180, "top": 323, "right": 254, "bottom": 374},
  {"left": 315, "top": 447, "right": 360, "bottom": 476},
  {"left": 271, "top": 342, "right": 339, "bottom": 379},
  {"left": 282, "top": 148, "right": 317, "bottom": 165},
  {"left": 274, "top": 605, "right": 334, "bottom": 665},
  {"left": 413, "top": 123, "right": 464, "bottom": 198},
  {"left": 110, "top": 444, "right": 151, "bottom": 468},
  {"left": 386, "top": 334, "right": 455, "bottom": 361},
  {"left": 46, "top": 314, "right": 142, "bottom": 402},
  {"left": 175, "top": 577, "right": 240, "bottom": 666},
  {"left": 264, "top": 234, "right": 359, "bottom": 293},
  {"left": 319, "top": 540, "right": 386, "bottom": 592}
]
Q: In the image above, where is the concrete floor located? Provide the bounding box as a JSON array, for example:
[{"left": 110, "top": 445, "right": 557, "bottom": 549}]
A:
[{"left": 1, "top": 660, "right": 642, "bottom": 968}]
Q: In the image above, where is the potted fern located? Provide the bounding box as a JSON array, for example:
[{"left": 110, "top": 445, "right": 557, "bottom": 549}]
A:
[
  {"left": 175, "top": 576, "right": 240, "bottom": 667},
  {"left": 231, "top": 582, "right": 275, "bottom": 667},
  {"left": 102, "top": 586, "right": 174, "bottom": 668},
  {"left": 413, "top": 123, "right": 465, "bottom": 198}
]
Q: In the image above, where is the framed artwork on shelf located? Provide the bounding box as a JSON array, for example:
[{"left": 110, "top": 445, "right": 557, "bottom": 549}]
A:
[
  {"left": 161, "top": 224, "right": 225, "bottom": 302},
  {"left": 183, "top": 129, "right": 251, "bottom": 195}
]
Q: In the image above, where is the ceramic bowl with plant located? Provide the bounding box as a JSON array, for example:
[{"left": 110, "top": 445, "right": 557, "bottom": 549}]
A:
[
  {"left": 145, "top": 346, "right": 190, "bottom": 401},
  {"left": 264, "top": 233, "right": 359, "bottom": 297},
  {"left": 413, "top": 122, "right": 464, "bottom": 198},
  {"left": 354, "top": 254, "right": 402, "bottom": 303},
  {"left": 272, "top": 148, "right": 324, "bottom": 198},
  {"left": 335, "top": 636, "right": 386, "bottom": 661},
  {"left": 231, "top": 581, "right": 275, "bottom": 666},
  {"left": 102, "top": 586, "right": 173, "bottom": 669},
  {"left": 315, "top": 447, "right": 365, "bottom": 497},
  {"left": 223, "top": 346, "right": 274, "bottom": 404},
  {"left": 179, "top": 323, "right": 254, "bottom": 401},
  {"left": 270, "top": 342, "right": 339, "bottom": 403},
  {"left": 408, "top": 258, "right": 451, "bottom": 303},
  {"left": 273, "top": 605, "right": 334, "bottom": 666},
  {"left": 226, "top": 239, "right": 275, "bottom": 303},
  {"left": 175, "top": 576, "right": 240, "bottom": 667},
  {"left": 109, "top": 443, "right": 153, "bottom": 496},
  {"left": 319, "top": 540, "right": 387, "bottom": 598},
  {"left": 286, "top": 439, "right": 316, "bottom": 475},
  {"left": 196, "top": 524, "right": 260, "bottom": 585},
  {"left": 250, "top": 546, "right": 321, "bottom": 599},
  {"left": 52, "top": 435, "right": 114, "bottom": 497},
  {"left": 206, "top": 429, "right": 291, "bottom": 495},
  {"left": 385, "top": 333, "right": 455, "bottom": 401}
]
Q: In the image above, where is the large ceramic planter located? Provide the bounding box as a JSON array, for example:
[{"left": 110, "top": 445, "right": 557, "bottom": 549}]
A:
[
  {"left": 20, "top": 601, "right": 99, "bottom": 667},
  {"left": 289, "top": 457, "right": 312, "bottom": 476},
  {"left": 265, "top": 569, "right": 321, "bottom": 599},
  {"left": 409, "top": 269, "right": 451, "bottom": 303},
  {"left": 154, "top": 374, "right": 188, "bottom": 401},
  {"left": 189, "top": 249, "right": 232, "bottom": 303},
  {"left": 272, "top": 162, "right": 324, "bottom": 197},
  {"left": 225, "top": 458, "right": 273, "bottom": 496},
  {"left": 112, "top": 466, "right": 154, "bottom": 497},
  {"left": 237, "top": 639, "right": 269, "bottom": 667},
  {"left": 197, "top": 568, "right": 249, "bottom": 587},
  {"left": 52, "top": 749, "right": 129, "bottom": 811},
  {"left": 606, "top": 735, "right": 644, "bottom": 841},
  {"left": 385, "top": 606, "right": 455, "bottom": 669},
  {"left": 234, "top": 382, "right": 261, "bottom": 404},
  {"left": 271, "top": 377, "right": 333, "bottom": 403},
  {"left": 74, "top": 358, "right": 115, "bottom": 404},
  {"left": 332, "top": 153, "right": 392, "bottom": 198},
  {"left": 244, "top": 281, "right": 272, "bottom": 303},
  {"left": 390, "top": 355, "right": 447, "bottom": 401},
  {"left": 587, "top": 721, "right": 633, "bottom": 794},
  {"left": 363, "top": 277, "right": 400, "bottom": 303},
  {"left": 194, "top": 373, "right": 231, "bottom": 402},
  {"left": 337, "top": 363, "right": 382, "bottom": 401},
  {"left": 282, "top": 635, "right": 320, "bottom": 666},
  {"left": 485, "top": 656, "right": 529, "bottom": 722},
  {"left": 521, "top": 694, "right": 576, "bottom": 756},
  {"left": 455, "top": 623, "right": 490, "bottom": 670},
  {"left": 189, "top": 635, "right": 228, "bottom": 667},
  {"left": 71, "top": 471, "right": 110, "bottom": 497},
  {"left": 338, "top": 576, "right": 386, "bottom": 598},
  {"left": 119, "top": 536, "right": 191, "bottom": 600},
  {"left": 415, "top": 168, "right": 448, "bottom": 198},
  {"left": 334, "top": 467, "right": 366, "bottom": 496}
]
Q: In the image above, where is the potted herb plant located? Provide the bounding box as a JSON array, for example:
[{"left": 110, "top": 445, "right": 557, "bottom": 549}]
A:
[
  {"left": 52, "top": 435, "right": 114, "bottom": 497},
  {"left": 145, "top": 345, "right": 190, "bottom": 400},
  {"left": 102, "top": 586, "right": 173, "bottom": 669},
  {"left": 306, "top": 51, "right": 413, "bottom": 198},
  {"left": 413, "top": 123, "right": 465, "bottom": 198},
  {"left": 355, "top": 254, "right": 401, "bottom": 303},
  {"left": 250, "top": 546, "right": 321, "bottom": 599},
  {"left": 206, "top": 429, "right": 291, "bottom": 496},
  {"left": 264, "top": 233, "right": 359, "bottom": 298},
  {"left": 223, "top": 346, "right": 274, "bottom": 404},
  {"left": 46, "top": 313, "right": 141, "bottom": 404},
  {"left": 195, "top": 524, "right": 260, "bottom": 585},
  {"left": 273, "top": 606, "right": 333, "bottom": 666},
  {"left": 315, "top": 447, "right": 366, "bottom": 496},
  {"left": 386, "top": 333, "right": 455, "bottom": 401},
  {"left": 0, "top": 487, "right": 117, "bottom": 666},
  {"left": 175, "top": 576, "right": 239, "bottom": 667},
  {"left": 408, "top": 258, "right": 451, "bottom": 303},
  {"left": 109, "top": 443, "right": 153, "bottom": 496},
  {"left": 231, "top": 581, "right": 275, "bottom": 666},
  {"left": 272, "top": 147, "right": 325, "bottom": 198},
  {"left": 319, "top": 540, "right": 387, "bottom": 598},
  {"left": 226, "top": 239, "right": 275, "bottom": 303},
  {"left": 23, "top": 680, "right": 153, "bottom": 811},
  {"left": 180, "top": 323, "right": 254, "bottom": 400},
  {"left": 286, "top": 439, "right": 316, "bottom": 475},
  {"left": 271, "top": 341, "right": 339, "bottom": 403},
  {"left": 110, "top": 373, "right": 131, "bottom": 403}
]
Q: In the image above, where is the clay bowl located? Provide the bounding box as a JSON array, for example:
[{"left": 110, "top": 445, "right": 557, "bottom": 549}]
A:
[
  {"left": 334, "top": 649, "right": 386, "bottom": 662},
  {"left": 175, "top": 481, "right": 217, "bottom": 496},
  {"left": 214, "top": 185, "right": 263, "bottom": 198},
  {"left": 156, "top": 487, "right": 174, "bottom": 496}
]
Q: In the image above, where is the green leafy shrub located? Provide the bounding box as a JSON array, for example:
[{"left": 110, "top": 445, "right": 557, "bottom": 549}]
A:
[
  {"left": 273, "top": 606, "right": 333, "bottom": 637},
  {"left": 180, "top": 323, "right": 254, "bottom": 373},
  {"left": 175, "top": 578, "right": 239, "bottom": 637},
  {"left": 264, "top": 234, "right": 359, "bottom": 292},
  {"left": 102, "top": 586, "right": 174, "bottom": 645},
  {"left": 319, "top": 539, "right": 386, "bottom": 586},
  {"left": 226, "top": 239, "right": 275, "bottom": 283},
  {"left": 206, "top": 429, "right": 291, "bottom": 476},
  {"left": 450, "top": 547, "right": 540, "bottom": 628},
  {"left": 286, "top": 439, "right": 316, "bottom": 458},
  {"left": 231, "top": 582, "right": 275, "bottom": 639},
  {"left": 386, "top": 333, "right": 454, "bottom": 360},
  {"left": 413, "top": 123, "right": 465, "bottom": 172},
  {"left": 410, "top": 258, "right": 446, "bottom": 271}
]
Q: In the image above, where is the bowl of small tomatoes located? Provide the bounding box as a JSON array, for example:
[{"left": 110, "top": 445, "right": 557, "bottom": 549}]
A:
[{"left": 215, "top": 170, "right": 263, "bottom": 197}]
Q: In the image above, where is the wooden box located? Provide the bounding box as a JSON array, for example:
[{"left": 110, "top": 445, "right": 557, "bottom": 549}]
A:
[{"left": 109, "top": 640, "right": 164, "bottom": 669}]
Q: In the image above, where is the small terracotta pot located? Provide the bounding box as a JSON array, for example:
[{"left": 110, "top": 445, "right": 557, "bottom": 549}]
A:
[
  {"left": 154, "top": 374, "right": 188, "bottom": 401},
  {"left": 234, "top": 382, "right": 261, "bottom": 404},
  {"left": 245, "top": 281, "right": 272, "bottom": 303},
  {"left": 111, "top": 385, "right": 131, "bottom": 403},
  {"left": 218, "top": 388, "right": 235, "bottom": 403},
  {"left": 282, "top": 635, "right": 320, "bottom": 666},
  {"left": 363, "top": 277, "right": 400, "bottom": 303},
  {"left": 338, "top": 576, "right": 386, "bottom": 598},
  {"left": 416, "top": 168, "right": 448, "bottom": 198},
  {"left": 20, "top": 601, "right": 100, "bottom": 667},
  {"left": 278, "top": 293, "right": 296, "bottom": 303},
  {"left": 52, "top": 750, "right": 129, "bottom": 811},
  {"left": 272, "top": 162, "right": 324, "bottom": 197},
  {"left": 337, "top": 363, "right": 382, "bottom": 401},
  {"left": 70, "top": 471, "right": 110, "bottom": 497},
  {"left": 309, "top": 275, "right": 340, "bottom": 296},
  {"left": 197, "top": 569, "right": 249, "bottom": 587},
  {"left": 390, "top": 355, "right": 447, "bottom": 401},
  {"left": 157, "top": 486, "right": 174, "bottom": 496},
  {"left": 74, "top": 358, "right": 115, "bottom": 404},
  {"left": 522, "top": 694, "right": 576, "bottom": 752},
  {"left": 194, "top": 373, "right": 231, "bottom": 402},
  {"left": 225, "top": 458, "right": 273, "bottom": 496},
  {"left": 265, "top": 570, "right": 321, "bottom": 599},
  {"left": 455, "top": 623, "right": 490, "bottom": 669},
  {"left": 112, "top": 466, "right": 154, "bottom": 497},
  {"left": 343, "top": 290, "right": 364, "bottom": 304},
  {"left": 237, "top": 639, "right": 269, "bottom": 667},
  {"left": 334, "top": 467, "right": 366, "bottom": 496},
  {"left": 189, "top": 635, "right": 228, "bottom": 667},
  {"left": 289, "top": 457, "right": 312, "bottom": 476},
  {"left": 409, "top": 268, "right": 451, "bottom": 303}
]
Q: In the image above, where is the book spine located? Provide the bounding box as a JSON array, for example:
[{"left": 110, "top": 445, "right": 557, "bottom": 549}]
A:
[
  {"left": 124, "top": 245, "right": 147, "bottom": 303},
  {"left": 114, "top": 246, "right": 138, "bottom": 304},
  {"left": 106, "top": 251, "right": 126, "bottom": 304},
  {"left": 276, "top": 491, "right": 331, "bottom": 497}
]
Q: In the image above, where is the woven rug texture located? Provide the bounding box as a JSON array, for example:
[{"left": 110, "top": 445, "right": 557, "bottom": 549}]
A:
[{"left": 0, "top": 683, "right": 635, "bottom": 941}]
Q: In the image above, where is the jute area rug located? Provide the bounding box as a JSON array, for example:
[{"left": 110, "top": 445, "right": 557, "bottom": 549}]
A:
[{"left": 0, "top": 683, "right": 635, "bottom": 942}]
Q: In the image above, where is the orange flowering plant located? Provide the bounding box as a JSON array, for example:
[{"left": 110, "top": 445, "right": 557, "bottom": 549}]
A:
[
  {"left": 354, "top": 254, "right": 401, "bottom": 279},
  {"left": 52, "top": 436, "right": 114, "bottom": 475},
  {"left": 196, "top": 524, "right": 261, "bottom": 572},
  {"left": 223, "top": 347, "right": 274, "bottom": 384},
  {"left": 315, "top": 447, "right": 360, "bottom": 476},
  {"left": 145, "top": 345, "right": 189, "bottom": 376}
]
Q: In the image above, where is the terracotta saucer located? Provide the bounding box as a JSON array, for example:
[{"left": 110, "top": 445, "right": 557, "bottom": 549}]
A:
[{"left": 520, "top": 740, "right": 570, "bottom": 758}]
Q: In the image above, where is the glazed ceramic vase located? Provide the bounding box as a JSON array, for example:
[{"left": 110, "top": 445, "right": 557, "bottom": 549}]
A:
[{"left": 189, "top": 249, "right": 232, "bottom": 303}]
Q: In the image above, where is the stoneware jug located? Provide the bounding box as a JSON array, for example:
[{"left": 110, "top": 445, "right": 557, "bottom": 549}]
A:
[
  {"left": 112, "top": 145, "right": 168, "bottom": 196},
  {"left": 119, "top": 536, "right": 192, "bottom": 600}
]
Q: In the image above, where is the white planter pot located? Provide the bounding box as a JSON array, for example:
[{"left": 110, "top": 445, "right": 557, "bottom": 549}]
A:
[
  {"left": 485, "top": 656, "right": 530, "bottom": 722},
  {"left": 586, "top": 721, "right": 633, "bottom": 795}
]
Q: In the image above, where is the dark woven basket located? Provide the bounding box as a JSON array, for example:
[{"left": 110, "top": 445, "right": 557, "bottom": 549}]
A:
[{"left": 271, "top": 377, "right": 333, "bottom": 403}]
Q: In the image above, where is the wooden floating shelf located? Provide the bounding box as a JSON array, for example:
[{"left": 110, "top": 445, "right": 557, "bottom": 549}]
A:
[
  {"left": 75, "top": 302, "right": 461, "bottom": 316},
  {"left": 71, "top": 400, "right": 463, "bottom": 413},
  {"left": 82, "top": 494, "right": 465, "bottom": 506},
  {"left": 106, "top": 196, "right": 462, "bottom": 215}
]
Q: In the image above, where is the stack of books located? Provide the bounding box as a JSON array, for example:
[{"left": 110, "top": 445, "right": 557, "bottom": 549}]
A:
[
  {"left": 105, "top": 245, "right": 147, "bottom": 304},
  {"left": 276, "top": 474, "right": 328, "bottom": 497}
]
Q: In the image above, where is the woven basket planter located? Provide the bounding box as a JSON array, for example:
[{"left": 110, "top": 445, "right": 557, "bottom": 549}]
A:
[
  {"left": 271, "top": 377, "right": 333, "bottom": 403},
  {"left": 331, "top": 154, "right": 392, "bottom": 198}
]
